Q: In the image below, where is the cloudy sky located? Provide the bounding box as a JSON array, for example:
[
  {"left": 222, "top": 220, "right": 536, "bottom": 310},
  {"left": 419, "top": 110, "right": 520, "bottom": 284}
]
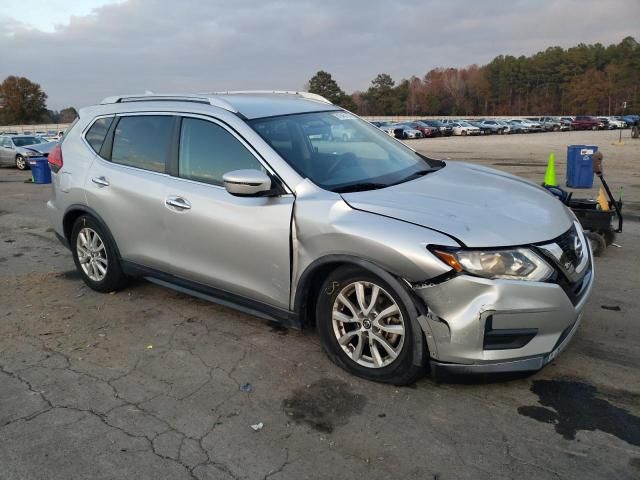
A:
[{"left": 1, "top": 0, "right": 638, "bottom": 110}]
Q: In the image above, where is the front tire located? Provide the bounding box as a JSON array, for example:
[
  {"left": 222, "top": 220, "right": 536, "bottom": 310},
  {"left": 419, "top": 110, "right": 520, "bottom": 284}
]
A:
[
  {"left": 316, "top": 266, "right": 427, "bottom": 385},
  {"left": 15, "top": 155, "right": 28, "bottom": 170},
  {"left": 71, "top": 215, "right": 128, "bottom": 292}
]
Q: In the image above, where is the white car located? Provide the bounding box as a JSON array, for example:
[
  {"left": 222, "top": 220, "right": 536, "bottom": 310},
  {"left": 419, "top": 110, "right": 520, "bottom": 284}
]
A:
[
  {"left": 601, "top": 117, "right": 626, "bottom": 129},
  {"left": 450, "top": 121, "right": 480, "bottom": 136}
]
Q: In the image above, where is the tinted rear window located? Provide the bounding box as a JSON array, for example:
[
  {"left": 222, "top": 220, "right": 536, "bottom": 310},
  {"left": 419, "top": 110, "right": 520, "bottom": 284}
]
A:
[
  {"left": 111, "top": 116, "right": 174, "bottom": 173},
  {"left": 85, "top": 117, "right": 114, "bottom": 153}
]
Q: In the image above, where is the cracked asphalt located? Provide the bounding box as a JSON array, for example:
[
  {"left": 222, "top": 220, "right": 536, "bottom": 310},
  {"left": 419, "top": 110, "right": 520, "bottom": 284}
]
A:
[{"left": 1, "top": 162, "right": 639, "bottom": 479}]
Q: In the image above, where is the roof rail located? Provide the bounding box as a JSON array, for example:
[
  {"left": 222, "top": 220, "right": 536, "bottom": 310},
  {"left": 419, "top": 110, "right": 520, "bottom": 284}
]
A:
[
  {"left": 99, "top": 93, "right": 238, "bottom": 113},
  {"left": 209, "top": 90, "right": 333, "bottom": 105}
]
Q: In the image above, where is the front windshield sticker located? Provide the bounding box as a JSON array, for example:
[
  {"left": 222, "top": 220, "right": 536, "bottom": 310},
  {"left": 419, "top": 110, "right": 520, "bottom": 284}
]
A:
[{"left": 331, "top": 112, "right": 355, "bottom": 121}]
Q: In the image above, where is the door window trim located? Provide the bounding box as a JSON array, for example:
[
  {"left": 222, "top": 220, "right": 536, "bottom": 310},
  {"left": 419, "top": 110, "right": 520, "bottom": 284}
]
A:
[
  {"left": 81, "top": 114, "right": 116, "bottom": 156},
  {"left": 96, "top": 112, "right": 178, "bottom": 176},
  {"left": 173, "top": 113, "right": 292, "bottom": 195}
]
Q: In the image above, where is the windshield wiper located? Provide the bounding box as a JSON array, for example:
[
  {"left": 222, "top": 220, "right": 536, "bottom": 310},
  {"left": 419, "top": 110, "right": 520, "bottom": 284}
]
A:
[
  {"left": 332, "top": 182, "right": 389, "bottom": 193},
  {"left": 392, "top": 168, "right": 434, "bottom": 185}
]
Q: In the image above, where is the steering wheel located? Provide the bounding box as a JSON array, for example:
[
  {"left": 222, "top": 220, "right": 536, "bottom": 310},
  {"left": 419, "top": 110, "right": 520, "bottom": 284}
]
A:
[{"left": 325, "top": 152, "right": 357, "bottom": 179}]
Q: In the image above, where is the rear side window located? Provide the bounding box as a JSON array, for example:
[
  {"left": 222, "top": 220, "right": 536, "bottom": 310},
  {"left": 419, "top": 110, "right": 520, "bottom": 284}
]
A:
[
  {"left": 111, "top": 116, "right": 174, "bottom": 173},
  {"left": 178, "top": 117, "right": 263, "bottom": 186},
  {"left": 85, "top": 117, "right": 113, "bottom": 153}
]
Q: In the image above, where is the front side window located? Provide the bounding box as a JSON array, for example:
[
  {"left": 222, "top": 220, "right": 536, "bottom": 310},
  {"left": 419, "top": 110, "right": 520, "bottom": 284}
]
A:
[
  {"left": 250, "top": 111, "right": 442, "bottom": 192},
  {"left": 111, "top": 115, "right": 173, "bottom": 173},
  {"left": 85, "top": 116, "right": 114, "bottom": 154},
  {"left": 178, "top": 117, "right": 263, "bottom": 186}
]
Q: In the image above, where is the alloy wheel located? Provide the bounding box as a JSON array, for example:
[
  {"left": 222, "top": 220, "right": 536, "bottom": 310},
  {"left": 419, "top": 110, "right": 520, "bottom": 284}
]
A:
[
  {"left": 76, "top": 227, "right": 108, "bottom": 282},
  {"left": 331, "top": 281, "right": 405, "bottom": 369},
  {"left": 15, "top": 155, "right": 26, "bottom": 170}
]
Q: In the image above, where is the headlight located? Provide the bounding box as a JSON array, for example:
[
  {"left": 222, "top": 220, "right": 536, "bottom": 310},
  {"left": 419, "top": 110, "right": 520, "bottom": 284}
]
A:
[
  {"left": 23, "top": 150, "right": 39, "bottom": 157},
  {"left": 431, "top": 247, "right": 553, "bottom": 281}
]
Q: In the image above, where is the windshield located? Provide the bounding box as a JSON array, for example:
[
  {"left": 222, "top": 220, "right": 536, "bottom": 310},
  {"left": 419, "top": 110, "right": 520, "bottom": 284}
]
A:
[
  {"left": 13, "top": 136, "right": 43, "bottom": 147},
  {"left": 250, "top": 111, "right": 443, "bottom": 192}
]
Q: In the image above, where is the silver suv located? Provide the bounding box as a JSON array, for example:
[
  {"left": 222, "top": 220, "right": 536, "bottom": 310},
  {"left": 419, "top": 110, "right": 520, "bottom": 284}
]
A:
[{"left": 47, "top": 92, "right": 593, "bottom": 384}]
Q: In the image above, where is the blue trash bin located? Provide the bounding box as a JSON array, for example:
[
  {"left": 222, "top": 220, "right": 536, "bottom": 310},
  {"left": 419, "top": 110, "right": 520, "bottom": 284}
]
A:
[
  {"left": 28, "top": 157, "right": 52, "bottom": 184},
  {"left": 566, "top": 145, "right": 597, "bottom": 188}
]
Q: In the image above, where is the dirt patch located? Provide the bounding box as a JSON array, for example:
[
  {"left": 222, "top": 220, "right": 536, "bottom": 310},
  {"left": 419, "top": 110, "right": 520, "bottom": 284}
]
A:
[
  {"left": 518, "top": 379, "right": 640, "bottom": 447},
  {"left": 283, "top": 378, "right": 366, "bottom": 433}
]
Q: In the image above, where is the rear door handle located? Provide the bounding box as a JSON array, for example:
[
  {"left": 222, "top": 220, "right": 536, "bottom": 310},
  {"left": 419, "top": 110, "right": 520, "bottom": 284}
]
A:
[
  {"left": 165, "top": 196, "right": 191, "bottom": 210},
  {"left": 92, "top": 176, "right": 110, "bottom": 187}
]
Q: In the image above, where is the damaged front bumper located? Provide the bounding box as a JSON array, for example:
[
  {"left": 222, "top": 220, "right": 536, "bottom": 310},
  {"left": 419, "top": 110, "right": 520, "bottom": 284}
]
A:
[{"left": 412, "top": 264, "right": 594, "bottom": 374}]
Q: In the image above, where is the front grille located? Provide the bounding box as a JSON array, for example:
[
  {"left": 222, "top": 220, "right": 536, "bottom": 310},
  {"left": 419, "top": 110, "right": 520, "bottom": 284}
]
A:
[{"left": 536, "top": 223, "right": 592, "bottom": 306}]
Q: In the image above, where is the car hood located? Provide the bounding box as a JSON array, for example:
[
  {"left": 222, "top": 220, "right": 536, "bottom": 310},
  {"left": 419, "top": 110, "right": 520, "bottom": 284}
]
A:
[
  {"left": 341, "top": 161, "right": 573, "bottom": 247},
  {"left": 17, "top": 142, "right": 56, "bottom": 155}
]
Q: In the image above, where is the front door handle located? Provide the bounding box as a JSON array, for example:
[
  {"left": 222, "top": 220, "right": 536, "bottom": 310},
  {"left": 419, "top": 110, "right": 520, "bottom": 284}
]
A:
[
  {"left": 92, "top": 176, "right": 110, "bottom": 187},
  {"left": 165, "top": 196, "right": 191, "bottom": 210}
]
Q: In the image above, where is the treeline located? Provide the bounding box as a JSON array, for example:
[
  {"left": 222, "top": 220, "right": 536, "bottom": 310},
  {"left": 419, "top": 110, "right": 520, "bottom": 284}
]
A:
[
  {"left": 309, "top": 36, "right": 640, "bottom": 116},
  {"left": 0, "top": 76, "right": 77, "bottom": 125}
]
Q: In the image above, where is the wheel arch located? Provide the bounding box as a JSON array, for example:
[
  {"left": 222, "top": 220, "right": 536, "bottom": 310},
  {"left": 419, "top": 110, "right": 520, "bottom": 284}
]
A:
[
  {"left": 63, "top": 205, "right": 123, "bottom": 261},
  {"left": 294, "top": 254, "right": 424, "bottom": 327}
]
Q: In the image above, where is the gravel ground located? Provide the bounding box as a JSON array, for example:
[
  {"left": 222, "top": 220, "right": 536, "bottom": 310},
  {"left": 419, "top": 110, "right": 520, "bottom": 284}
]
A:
[
  {"left": 1, "top": 132, "right": 639, "bottom": 480},
  {"left": 410, "top": 129, "right": 640, "bottom": 218}
]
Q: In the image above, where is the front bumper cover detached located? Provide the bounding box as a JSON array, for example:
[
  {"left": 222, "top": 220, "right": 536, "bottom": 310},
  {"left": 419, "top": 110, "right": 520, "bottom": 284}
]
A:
[{"left": 413, "top": 259, "right": 593, "bottom": 375}]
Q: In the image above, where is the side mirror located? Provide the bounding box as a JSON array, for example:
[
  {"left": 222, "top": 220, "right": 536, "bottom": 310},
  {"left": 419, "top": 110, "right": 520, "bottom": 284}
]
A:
[{"left": 222, "top": 169, "right": 273, "bottom": 197}]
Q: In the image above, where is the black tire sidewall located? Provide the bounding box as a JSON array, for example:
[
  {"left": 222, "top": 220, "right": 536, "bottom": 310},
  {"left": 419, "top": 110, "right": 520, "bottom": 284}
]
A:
[
  {"left": 70, "top": 215, "right": 126, "bottom": 292},
  {"left": 316, "top": 265, "right": 426, "bottom": 384}
]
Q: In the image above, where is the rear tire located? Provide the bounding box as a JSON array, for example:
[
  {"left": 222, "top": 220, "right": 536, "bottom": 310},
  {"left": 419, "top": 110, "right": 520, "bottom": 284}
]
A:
[
  {"left": 71, "top": 215, "right": 128, "bottom": 293},
  {"left": 316, "top": 265, "right": 427, "bottom": 385}
]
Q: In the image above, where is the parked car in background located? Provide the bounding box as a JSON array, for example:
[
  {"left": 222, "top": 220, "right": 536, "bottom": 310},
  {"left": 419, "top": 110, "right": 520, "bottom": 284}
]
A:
[
  {"left": 42, "top": 130, "right": 60, "bottom": 142},
  {"left": 392, "top": 124, "right": 423, "bottom": 139},
  {"left": 509, "top": 119, "right": 543, "bottom": 133},
  {"left": 622, "top": 114, "right": 639, "bottom": 127},
  {"left": 450, "top": 121, "right": 480, "bottom": 136},
  {"left": 597, "top": 117, "right": 619, "bottom": 129},
  {"left": 420, "top": 119, "right": 453, "bottom": 136},
  {"left": 0, "top": 134, "right": 56, "bottom": 170},
  {"left": 596, "top": 117, "right": 612, "bottom": 129},
  {"left": 557, "top": 118, "right": 572, "bottom": 130},
  {"left": 571, "top": 116, "right": 601, "bottom": 130},
  {"left": 400, "top": 121, "right": 438, "bottom": 138},
  {"left": 534, "top": 117, "right": 563, "bottom": 131},
  {"left": 465, "top": 120, "right": 493, "bottom": 135},
  {"left": 607, "top": 117, "right": 627, "bottom": 128},
  {"left": 47, "top": 91, "right": 593, "bottom": 384},
  {"left": 476, "top": 119, "right": 506, "bottom": 134}
]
